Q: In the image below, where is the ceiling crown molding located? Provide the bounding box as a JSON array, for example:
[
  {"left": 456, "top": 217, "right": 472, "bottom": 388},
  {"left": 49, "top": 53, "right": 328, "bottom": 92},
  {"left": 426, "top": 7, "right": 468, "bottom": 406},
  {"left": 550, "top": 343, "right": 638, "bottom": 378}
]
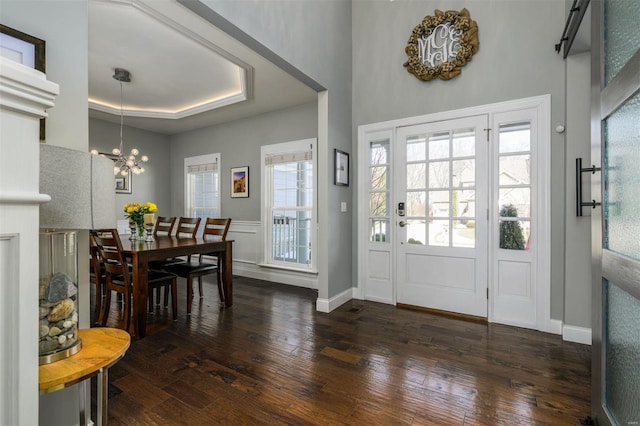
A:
[{"left": 88, "top": 0, "right": 253, "bottom": 119}]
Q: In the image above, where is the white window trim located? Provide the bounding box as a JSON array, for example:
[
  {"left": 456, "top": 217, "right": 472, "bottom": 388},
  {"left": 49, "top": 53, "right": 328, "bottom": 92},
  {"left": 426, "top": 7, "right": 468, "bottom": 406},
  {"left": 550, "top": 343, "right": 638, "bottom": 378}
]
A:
[
  {"left": 184, "top": 152, "right": 221, "bottom": 219},
  {"left": 260, "top": 138, "right": 318, "bottom": 272}
]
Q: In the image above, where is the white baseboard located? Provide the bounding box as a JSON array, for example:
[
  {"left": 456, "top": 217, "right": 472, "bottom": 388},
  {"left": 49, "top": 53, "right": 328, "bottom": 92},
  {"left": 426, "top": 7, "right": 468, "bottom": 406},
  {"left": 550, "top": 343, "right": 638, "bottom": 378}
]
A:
[
  {"left": 548, "top": 319, "right": 563, "bottom": 335},
  {"left": 316, "top": 287, "right": 354, "bottom": 313},
  {"left": 562, "top": 324, "right": 592, "bottom": 345}
]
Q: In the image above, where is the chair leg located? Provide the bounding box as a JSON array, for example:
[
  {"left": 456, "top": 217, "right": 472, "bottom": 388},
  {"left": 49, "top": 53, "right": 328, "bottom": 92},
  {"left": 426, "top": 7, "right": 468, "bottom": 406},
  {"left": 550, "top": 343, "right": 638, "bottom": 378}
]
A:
[
  {"left": 171, "top": 279, "right": 178, "bottom": 321},
  {"left": 99, "top": 289, "right": 112, "bottom": 326},
  {"left": 187, "top": 276, "right": 194, "bottom": 315},
  {"left": 94, "top": 281, "right": 102, "bottom": 324},
  {"left": 148, "top": 289, "right": 154, "bottom": 313},
  {"left": 123, "top": 291, "right": 131, "bottom": 333},
  {"left": 198, "top": 277, "right": 204, "bottom": 298},
  {"left": 163, "top": 284, "right": 169, "bottom": 308}
]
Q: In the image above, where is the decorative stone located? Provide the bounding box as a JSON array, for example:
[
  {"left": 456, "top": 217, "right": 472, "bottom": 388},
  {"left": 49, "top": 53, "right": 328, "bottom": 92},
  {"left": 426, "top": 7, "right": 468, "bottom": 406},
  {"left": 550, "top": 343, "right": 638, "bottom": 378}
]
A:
[
  {"left": 62, "top": 320, "right": 73, "bottom": 330},
  {"left": 71, "top": 312, "right": 78, "bottom": 323},
  {"left": 39, "top": 278, "right": 49, "bottom": 300},
  {"left": 39, "top": 306, "right": 50, "bottom": 319},
  {"left": 66, "top": 281, "right": 78, "bottom": 299},
  {"left": 40, "top": 324, "right": 50, "bottom": 338},
  {"left": 39, "top": 339, "right": 59, "bottom": 354},
  {"left": 47, "top": 272, "right": 73, "bottom": 303},
  {"left": 57, "top": 335, "right": 67, "bottom": 345},
  {"left": 47, "top": 298, "right": 74, "bottom": 322},
  {"left": 49, "top": 326, "right": 61, "bottom": 337}
]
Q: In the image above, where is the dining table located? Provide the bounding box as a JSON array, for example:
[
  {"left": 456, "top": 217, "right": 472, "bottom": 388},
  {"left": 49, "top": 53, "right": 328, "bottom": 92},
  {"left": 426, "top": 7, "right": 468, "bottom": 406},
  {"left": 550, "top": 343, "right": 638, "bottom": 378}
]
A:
[{"left": 121, "top": 235, "right": 233, "bottom": 338}]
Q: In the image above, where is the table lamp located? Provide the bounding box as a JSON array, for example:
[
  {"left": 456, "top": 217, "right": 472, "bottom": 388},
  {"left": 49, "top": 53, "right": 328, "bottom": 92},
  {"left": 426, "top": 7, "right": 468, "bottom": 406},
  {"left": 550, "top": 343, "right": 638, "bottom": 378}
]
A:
[{"left": 39, "top": 145, "right": 115, "bottom": 364}]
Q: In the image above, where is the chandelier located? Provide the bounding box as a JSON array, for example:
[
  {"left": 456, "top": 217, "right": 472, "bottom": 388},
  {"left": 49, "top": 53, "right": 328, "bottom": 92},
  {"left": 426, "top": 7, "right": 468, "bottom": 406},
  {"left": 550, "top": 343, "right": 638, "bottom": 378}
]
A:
[{"left": 107, "top": 68, "right": 148, "bottom": 176}]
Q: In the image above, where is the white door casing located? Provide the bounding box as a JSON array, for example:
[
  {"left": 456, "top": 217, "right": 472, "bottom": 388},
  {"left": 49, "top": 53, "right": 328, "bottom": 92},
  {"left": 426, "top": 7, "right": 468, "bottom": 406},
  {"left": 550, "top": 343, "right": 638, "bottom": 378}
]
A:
[{"left": 357, "top": 95, "right": 552, "bottom": 332}]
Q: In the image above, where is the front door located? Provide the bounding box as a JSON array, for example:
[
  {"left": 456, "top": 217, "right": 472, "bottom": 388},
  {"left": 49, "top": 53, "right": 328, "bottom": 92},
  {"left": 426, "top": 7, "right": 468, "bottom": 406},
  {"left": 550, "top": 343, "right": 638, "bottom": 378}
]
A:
[
  {"left": 591, "top": 1, "right": 640, "bottom": 424},
  {"left": 396, "top": 116, "right": 489, "bottom": 317}
]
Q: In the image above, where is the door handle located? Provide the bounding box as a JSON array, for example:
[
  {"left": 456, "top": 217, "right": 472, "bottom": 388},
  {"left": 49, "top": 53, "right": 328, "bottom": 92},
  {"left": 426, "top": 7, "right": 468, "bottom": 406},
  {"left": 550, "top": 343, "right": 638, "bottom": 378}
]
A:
[{"left": 398, "top": 221, "right": 407, "bottom": 227}]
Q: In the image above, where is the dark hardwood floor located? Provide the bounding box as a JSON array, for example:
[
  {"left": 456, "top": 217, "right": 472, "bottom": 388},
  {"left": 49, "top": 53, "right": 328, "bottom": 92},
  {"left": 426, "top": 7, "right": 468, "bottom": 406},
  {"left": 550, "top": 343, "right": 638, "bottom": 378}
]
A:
[{"left": 91, "top": 276, "right": 591, "bottom": 425}]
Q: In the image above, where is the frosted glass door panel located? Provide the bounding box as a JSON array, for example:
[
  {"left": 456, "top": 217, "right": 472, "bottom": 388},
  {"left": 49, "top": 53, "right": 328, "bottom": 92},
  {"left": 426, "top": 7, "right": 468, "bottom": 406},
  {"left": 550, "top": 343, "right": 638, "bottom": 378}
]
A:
[
  {"left": 604, "top": 0, "right": 640, "bottom": 85},
  {"left": 604, "top": 91, "right": 640, "bottom": 260},
  {"left": 605, "top": 281, "right": 640, "bottom": 425}
]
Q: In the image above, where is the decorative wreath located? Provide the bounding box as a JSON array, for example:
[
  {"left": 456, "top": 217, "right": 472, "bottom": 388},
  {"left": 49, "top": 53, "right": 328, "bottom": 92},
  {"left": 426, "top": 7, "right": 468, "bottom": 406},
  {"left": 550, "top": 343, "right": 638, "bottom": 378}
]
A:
[{"left": 403, "top": 8, "right": 479, "bottom": 81}]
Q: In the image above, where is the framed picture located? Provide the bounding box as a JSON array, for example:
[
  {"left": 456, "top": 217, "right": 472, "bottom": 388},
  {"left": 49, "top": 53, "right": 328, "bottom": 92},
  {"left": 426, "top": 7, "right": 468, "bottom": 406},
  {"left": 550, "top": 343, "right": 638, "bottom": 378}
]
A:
[
  {"left": 99, "top": 152, "right": 132, "bottom": 193},
  {"left": 334, "top": 149, "right": 349, "bottom": 186},
  {"left": 231, "top": 166, "right": 249, "bottom": 198},
  {"left": 114, "top": 172, "right": 132, "bottom": 194},
  {"left": 0, "top": 24, "right": 46, "bottom": 141}
]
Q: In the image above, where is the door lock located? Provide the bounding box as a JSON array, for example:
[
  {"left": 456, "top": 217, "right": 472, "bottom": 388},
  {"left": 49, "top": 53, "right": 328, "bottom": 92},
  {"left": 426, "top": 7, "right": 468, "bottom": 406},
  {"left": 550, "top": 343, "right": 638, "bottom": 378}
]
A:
[{"left": 399, "top": 221, "right": 407, "bottom": 227}]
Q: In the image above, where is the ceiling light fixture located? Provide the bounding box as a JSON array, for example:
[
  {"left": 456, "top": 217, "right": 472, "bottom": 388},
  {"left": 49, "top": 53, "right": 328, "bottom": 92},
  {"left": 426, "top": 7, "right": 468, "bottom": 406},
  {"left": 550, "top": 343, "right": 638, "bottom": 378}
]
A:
[{"left": 92, "top": 68, "right": 148, "bottom": 176}]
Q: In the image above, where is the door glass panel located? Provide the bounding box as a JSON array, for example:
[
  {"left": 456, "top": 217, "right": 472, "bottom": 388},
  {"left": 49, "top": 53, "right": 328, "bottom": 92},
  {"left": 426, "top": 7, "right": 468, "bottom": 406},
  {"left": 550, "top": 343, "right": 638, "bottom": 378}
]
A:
[
  {"left": 370, "top": 166, "right": 388, "bottom": 190},
  {"left": 429, "top": 161, "right": 449, "bottom": 188},
  {"left": 453, "top": 220, "right": 475, "bottom": 248},
  {"left": 429, "top": 220, "right": 449, "bottom": 246},
  {"left": 452, "top": 128, "right": 475, "bottom": 157},
  {"left": 498, "top": 122, "right": 531, "bottom": 251},
  {"left": 453, "top": 190, "right": 475, "bottom": 218},
  {"left": 370, "top": 219, "right": 388, "bottom": 242},
  {"left": 407, "top": 136, "right": 426, "bottom": 161},
  {"left": 452, "top": 159, "right": 475, "bottom": 187},
  {"left": 604, "top": 91, "right": 640, "bottom": 259},
  {"left": 499, "top": 154, "right": 531, "bottom": 185},
  {"left": 499, "top": 219, "right": 530, "bottom": 250},
  {"left": 407, "top": 163, "right": 426, "bottom": 189},
  {"left": 371, "top": 142, "right": 390, "bottom": 164},
  {"left": 406, "top": 219, "right": 426, "bottom": 245},
  {"left": 369, "top": 192, "right": 387, "bottom": 216},
  {"left": 369, "top": 139, "right": 390, "bottom": 243},
  {"left": 605, "top": 281, "right": 640, "bottom": 424},
  {"left": 406, "top": 191, "right": 426, "bottom": 217},
  {"left": 428, "top": 190, "right": 449, "bottom": 218},
  {"left": 499, "top": 122, "right": 530, "bottom": 153},
  {"left": 428, "top": 132, "right": 449, "bottom": 159},
  {"left": 604, "top": 0, "right": 640, "bottom": 85},
  {"left": 499, "top": 188, "right": 531, "bottom": 218}
]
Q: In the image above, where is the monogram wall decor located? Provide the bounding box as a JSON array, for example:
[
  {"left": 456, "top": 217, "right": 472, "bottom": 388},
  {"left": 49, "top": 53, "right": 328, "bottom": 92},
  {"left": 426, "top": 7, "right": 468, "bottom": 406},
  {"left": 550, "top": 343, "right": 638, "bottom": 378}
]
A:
[{"left": 403, "top": 8, "right": 479, "bottom": 81}]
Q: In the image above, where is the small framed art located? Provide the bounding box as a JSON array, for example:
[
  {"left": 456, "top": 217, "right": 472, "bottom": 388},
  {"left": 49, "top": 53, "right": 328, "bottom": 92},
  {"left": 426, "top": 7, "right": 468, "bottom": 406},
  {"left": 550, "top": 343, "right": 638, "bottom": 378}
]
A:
[
  {"left": 0, "top": 24, "right": 46, "bottom": 140},
  {"left": 334, "top": 149, "right": 349, "bottom": 186},
  {"left": 231, "top": 166, "right": 249, "bottom": 198}
]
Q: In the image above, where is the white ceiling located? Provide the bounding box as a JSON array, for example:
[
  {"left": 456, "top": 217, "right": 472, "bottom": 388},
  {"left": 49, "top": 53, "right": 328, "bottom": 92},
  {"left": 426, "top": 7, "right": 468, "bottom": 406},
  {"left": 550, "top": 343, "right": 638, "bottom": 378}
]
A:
[{"left": 88, "top": 0, "right": 317, "bottom": 135}]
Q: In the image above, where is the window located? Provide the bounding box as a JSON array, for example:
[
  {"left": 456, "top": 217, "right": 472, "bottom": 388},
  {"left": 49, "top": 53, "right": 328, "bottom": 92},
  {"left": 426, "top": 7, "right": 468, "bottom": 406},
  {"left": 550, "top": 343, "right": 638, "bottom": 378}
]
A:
[
  {"left": 497, "top": 122, "right": 531, "bottom": 250},
  {"left": 184, "top": 154, "right": 220, "bottom": 225},
  {"left": 261, "top": 139, "right": 316, "bottom": 271},
  {"left": 368, "top": 139, "right": 390, "bottom": 243}
]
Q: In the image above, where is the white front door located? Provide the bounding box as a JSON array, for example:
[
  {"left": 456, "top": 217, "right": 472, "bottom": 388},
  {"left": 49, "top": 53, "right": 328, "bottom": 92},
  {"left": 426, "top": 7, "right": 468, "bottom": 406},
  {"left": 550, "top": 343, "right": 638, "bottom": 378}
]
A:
[{"left": 396, "top": 116, "right": 489, "bottom": 317}]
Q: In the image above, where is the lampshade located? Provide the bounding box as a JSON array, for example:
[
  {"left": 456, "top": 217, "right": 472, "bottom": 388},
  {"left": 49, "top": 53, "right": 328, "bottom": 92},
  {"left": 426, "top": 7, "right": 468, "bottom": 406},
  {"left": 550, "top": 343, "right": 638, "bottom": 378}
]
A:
[{"left": 40, "top": 144, "right": 115, "bottom": 229}]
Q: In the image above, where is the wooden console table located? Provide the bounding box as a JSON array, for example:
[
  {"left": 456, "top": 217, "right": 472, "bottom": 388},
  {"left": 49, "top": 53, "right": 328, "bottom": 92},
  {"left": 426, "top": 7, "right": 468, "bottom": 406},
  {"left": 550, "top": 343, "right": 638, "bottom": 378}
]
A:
[{"left": 39, "top": 328, "right": 130, "bottom": 426}]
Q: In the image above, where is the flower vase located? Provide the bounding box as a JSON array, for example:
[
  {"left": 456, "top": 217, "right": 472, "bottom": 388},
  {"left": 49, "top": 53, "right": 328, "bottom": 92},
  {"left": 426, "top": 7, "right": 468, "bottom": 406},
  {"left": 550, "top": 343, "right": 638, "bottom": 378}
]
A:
[{"left": 137, "top": 222, "right": 145, "bottom": 239}]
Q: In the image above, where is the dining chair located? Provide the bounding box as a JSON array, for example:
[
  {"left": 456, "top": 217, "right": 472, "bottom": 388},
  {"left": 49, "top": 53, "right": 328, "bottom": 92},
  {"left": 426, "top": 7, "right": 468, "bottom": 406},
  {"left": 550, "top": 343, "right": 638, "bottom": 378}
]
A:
[
  {"left": 164, "top": 218, "right": 231, "bottom": 314},
  {"left": 175, "top": 216, "right": 201, "bottom": 238},
  {"left": 89, "top": 233, "right": 105, "bottom": 324},
  {"left": 148, "top": 215, "right": 177, "bottom": 305},
  {"left": 153, "top": 216, "right": 176, "bottom": 237},
  {"left": 90, "top": 229, "right": 179, "bottom": 331}
]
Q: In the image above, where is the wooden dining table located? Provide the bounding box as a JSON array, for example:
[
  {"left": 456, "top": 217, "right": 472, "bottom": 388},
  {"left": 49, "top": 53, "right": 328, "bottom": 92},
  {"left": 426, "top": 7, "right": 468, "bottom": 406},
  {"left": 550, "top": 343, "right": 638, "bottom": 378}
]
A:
[{"left": 121, "top": 235, "right": 233, "bottom": 338}]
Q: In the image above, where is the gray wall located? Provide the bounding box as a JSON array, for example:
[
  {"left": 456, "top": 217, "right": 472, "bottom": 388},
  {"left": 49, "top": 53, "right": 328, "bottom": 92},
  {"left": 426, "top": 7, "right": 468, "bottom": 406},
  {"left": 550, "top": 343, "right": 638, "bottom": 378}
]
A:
[
  {"left": 89, "top": 118, "right": 172, "bottom": 221},
  {"left": 564, "top": 52, "right": 592, "bottom": 329},
  {"left": 169, "top": 102, "right": 317, "bottom": 221},
  {"left": 200, "top": 0, "right": 354, "bottom": 299},
  {"left": 351, "top": 1, "right": 569, "bottom": 321}
]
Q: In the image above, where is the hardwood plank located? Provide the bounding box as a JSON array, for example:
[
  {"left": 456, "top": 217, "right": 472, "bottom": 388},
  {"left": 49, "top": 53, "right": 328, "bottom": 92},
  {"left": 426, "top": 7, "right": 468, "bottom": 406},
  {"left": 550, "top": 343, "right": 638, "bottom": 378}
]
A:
[{"left": 91, "top": 276, "right": 591, "bottom": 425}]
